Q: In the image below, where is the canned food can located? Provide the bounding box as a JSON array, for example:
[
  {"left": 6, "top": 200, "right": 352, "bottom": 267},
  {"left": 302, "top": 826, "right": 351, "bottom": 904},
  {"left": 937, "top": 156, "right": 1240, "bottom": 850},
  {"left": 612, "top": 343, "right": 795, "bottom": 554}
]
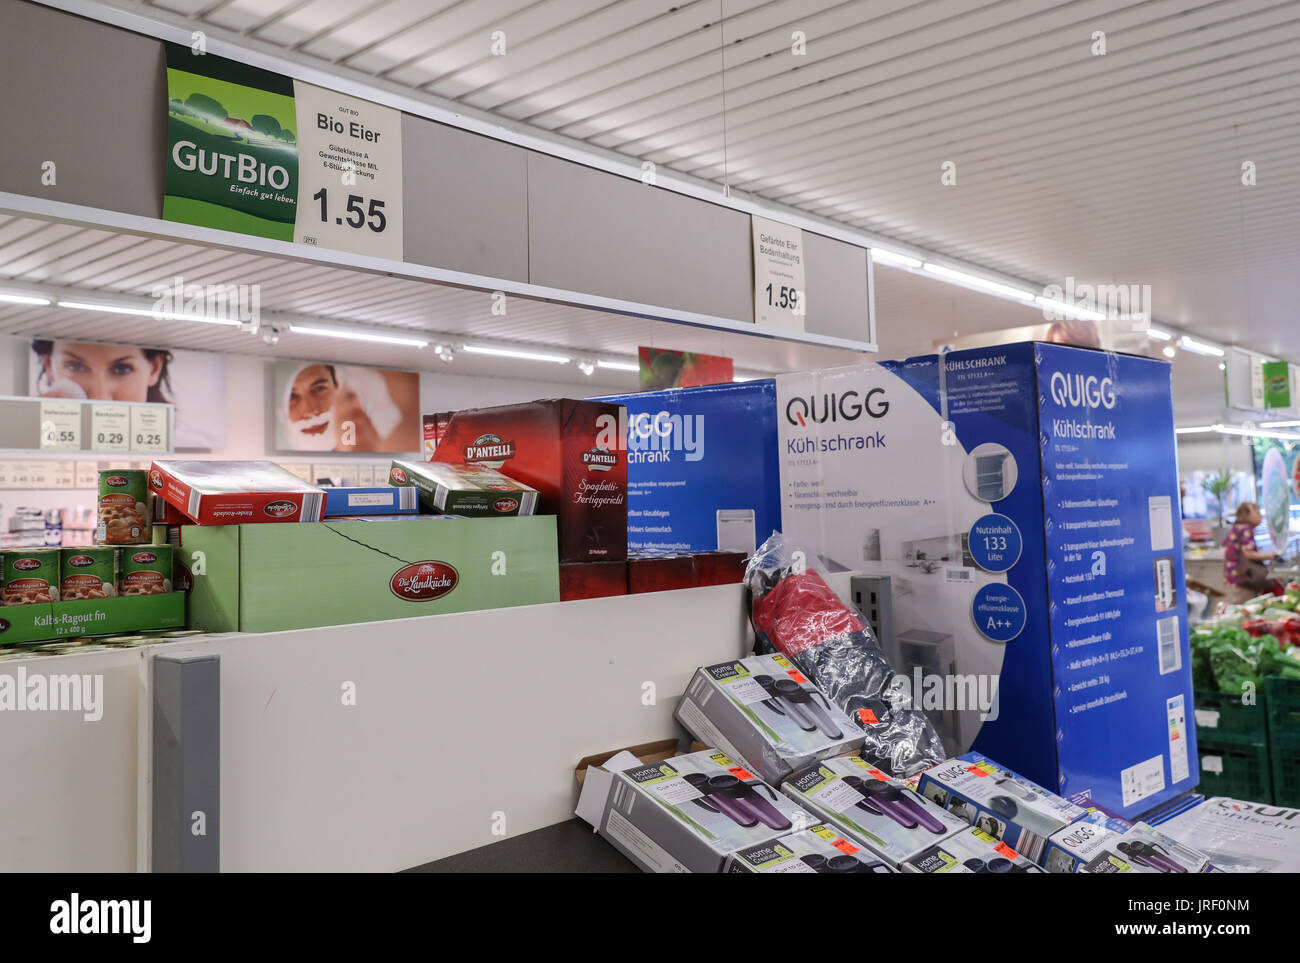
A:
[
  {"left": 59, "top": 547, "right": 119, "bottom": 601},
  {"left": 2, "top": 548, "right": 61, "bottom": 605},
  {"left": 119, "top": 545, "right": 173, "bottom": 596},
  {"left": 96, "top": 470, "right": 150, "bottom": 545}
]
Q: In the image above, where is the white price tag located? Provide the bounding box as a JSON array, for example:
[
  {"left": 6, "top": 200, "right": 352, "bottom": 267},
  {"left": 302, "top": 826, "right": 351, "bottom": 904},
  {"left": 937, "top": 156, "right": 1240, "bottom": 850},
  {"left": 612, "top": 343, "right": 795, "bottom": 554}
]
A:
[
  {"left": 39, "top": 401, "right": 82, "bottom": 450},
  {"left": 27, "top": 462, "right": 51, "bottom": 487},
  {"left": 50, "top": 461, "right": 76, "bottom": 488},
  {"left": 0, "top": 461, "right": 11, "bottom": 488},
  {"left": 90, "top": 404, "right": 131, "bottom": 452},
  {"left": 1202, "top": 755, "right": 1223, "bottom": 775},
  {"left": 8, "top": 461, "right": 32, "bottom": 487},
  {"left": 75, "top": 461, "right": 99, "bottom": 489},
  {"left": 1194, "top": 709, "right": 1220, "bottom": 729},
  {"left": 129, "top": 406, "right": 169, "bottom": 452}
]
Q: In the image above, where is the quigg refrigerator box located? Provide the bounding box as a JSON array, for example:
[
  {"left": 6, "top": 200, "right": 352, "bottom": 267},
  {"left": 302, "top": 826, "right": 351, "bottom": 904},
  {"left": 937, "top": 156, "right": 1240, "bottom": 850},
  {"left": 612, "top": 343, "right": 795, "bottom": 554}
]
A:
[
  {"left": 916, "top": 753, "right": 1088, "bottom": 864},
  {"left": 674, "top": 653, "right": 864, "bottom": 785},
  {"left": 599, "top": 382, "right": 780, "bottom": 555},
  {"left": 725, "top": 824, "right": 897, "bottom": 873},
  {"left": 428, "top": 399, "right": 627, "bottom": 563},
  {"left": 781, "top": 755, "right": 968, "bottom": 866},
  {"left": 901, "top": 826, "right": 1044, "bottom": 874},
  {"left": 180, "top": 516, "right": 558, "bottom": 633},
  {"left": 576, "top": 746, "right": 816, "bottom": 873},
  {"left": 323, "top": 485, "right": 418, "bottom": 517},
  {"left": 149, "top": 460, "right": 326, "bottom": 523},
  {"left": 1042, "top": 819, "right": 1215, "bottom": 873}
]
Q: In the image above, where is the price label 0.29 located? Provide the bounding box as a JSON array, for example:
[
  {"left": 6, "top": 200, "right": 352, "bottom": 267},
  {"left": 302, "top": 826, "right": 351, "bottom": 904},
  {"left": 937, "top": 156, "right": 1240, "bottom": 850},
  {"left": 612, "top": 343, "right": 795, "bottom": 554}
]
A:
[
  {"left": 130, "top": 406, "right": 169, "bottom": 453},
  {"left": 90, "top": 404, "right": 131, "bottom": 452},
  {"left": 292, "top": 81, "right": 404, "bottom": 260},
  {"left": 39, "top": 400, "right": 82, "bottom": 450}
]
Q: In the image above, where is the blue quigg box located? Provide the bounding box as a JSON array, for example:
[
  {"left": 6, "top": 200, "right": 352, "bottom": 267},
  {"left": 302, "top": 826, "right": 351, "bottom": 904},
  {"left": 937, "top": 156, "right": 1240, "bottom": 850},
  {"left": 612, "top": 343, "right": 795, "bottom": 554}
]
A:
[
  {"left": 598, "top": 381, "right": 781, "bottom": 555},
  {"left": 323, "top": 486, "right": 419, "bottom": 517}
]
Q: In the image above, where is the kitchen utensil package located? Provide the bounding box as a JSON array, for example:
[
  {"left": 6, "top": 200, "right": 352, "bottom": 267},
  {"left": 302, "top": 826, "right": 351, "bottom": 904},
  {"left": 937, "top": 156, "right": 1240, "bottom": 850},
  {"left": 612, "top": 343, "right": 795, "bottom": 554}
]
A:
[
  {"left": 746, "top": 531, "right": 946, "bottom": 777},
  {"left": 900, "top": 826, "right": 1043, "bottom": 874},
  {"left": 675, "top": 653, "right": 864, "bottom": 785},
  {"left": 725, "top": 824, "right": 896, "bottom": 873},
  {"left": 916, "top": 753, "right": 1088, "bottom": 865},
  {"left": 578, "top": 747, "right": 816, "bottom": 873},
  {"left": 1043, "top": 818, "right": 1217, "bottom": 873},
  {"left": 782, "top": 754, "right": 968, "bottom": 867}
]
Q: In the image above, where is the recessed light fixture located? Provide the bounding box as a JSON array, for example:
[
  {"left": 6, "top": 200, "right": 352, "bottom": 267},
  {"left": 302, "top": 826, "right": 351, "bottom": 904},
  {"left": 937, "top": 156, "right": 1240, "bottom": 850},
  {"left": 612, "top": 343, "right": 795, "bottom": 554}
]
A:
[
  {"left": 1146, "top": 326, "right": 1174, "bottom": 341},
  {"left": 1162, "top": 345, "right": 1176, "bottom": 358},
  {"left": 1178, "top": 336, "right": 1224, "bottom": 358},
  {"left": 597, "top": 360, "right": 639, "bottom": 372},
  {"left": 59, "top": 300, "right": 241, "bottom": 326},
  {"left": 1033, "top": 296, "right": 1107, "bottom": 322},
  {"left": 0, "top": 291, "right": 51, "bottom": 306},
  {"left": 288, "top": 323, "right": 428, "bottom": 347},
  {"left": 1262, "top": 420, "right": 1300, "bottom": 428},
  {"left": 871, "top": 247, "right": 923, "bottom": 269},
  {"left": 462, "top": 345, "right": 571, "bottom": 364},
  {"left": 921, "top": 263, "right": 1036, "bottom": 302}
]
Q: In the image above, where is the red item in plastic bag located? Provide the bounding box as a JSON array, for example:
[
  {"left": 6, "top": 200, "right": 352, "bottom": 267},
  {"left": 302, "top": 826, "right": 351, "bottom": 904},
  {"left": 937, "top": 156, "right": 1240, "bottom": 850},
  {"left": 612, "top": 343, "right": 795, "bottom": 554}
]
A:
[{"left": 752, "top": 570, "right": 864, "bottom": 656}]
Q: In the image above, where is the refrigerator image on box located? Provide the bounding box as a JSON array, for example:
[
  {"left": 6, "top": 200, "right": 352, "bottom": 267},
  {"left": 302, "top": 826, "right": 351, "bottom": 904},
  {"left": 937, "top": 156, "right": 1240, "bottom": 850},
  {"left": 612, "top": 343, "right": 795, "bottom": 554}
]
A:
[{"left": 716, "top": 508, "right": 756, "bottom": 553}]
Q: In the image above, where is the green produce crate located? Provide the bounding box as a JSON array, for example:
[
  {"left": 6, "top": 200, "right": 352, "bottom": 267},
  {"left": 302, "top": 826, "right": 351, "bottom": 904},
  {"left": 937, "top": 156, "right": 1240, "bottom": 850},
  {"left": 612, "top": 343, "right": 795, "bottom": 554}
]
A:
[
  {"left": 1271, "top": 731, "right": 1300, "bottom": 808},
  {"left": 1265, "top": 677, "right": 1300, "bottom": 807},
  {"left": 1196, "top": 736, "right": 1273, "bottom": 804},
  {"left": 1193, "top": 689, "right": 1270, "bottom": 743}
]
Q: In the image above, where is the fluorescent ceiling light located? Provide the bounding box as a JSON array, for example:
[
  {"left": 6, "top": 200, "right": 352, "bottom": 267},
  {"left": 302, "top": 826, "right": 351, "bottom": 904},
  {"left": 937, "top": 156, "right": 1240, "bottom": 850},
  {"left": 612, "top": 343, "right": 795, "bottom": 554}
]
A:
[
  {"left": 871, "top": 247, "right": 923, "bottom": 269},
  {"left": 1146, "top": 326, "right": 1174, "bottom": 341},
  {"left": 462, "top": 345, "right": 571, "bottom": 364},
  {"left": 1033, "top": 296, "right": 1107, "bottom": 322},
  {"left": 921, "top": 263, "right": 1036, "bottom": 302},
  {"left": 1262, "top": 420, "right": 1300, "bottom": 428},
  {"left": 1162, "top": 345, "right": 1177, "bottom": 359},
  {"left": 288, "top": 323, "right": 428, "bottom": 347},
  {"left": 0, "top": 292, "right": 50, "bottom": 306},
  {"left": 1178, "top": 336, "right": 1224, "bottom": 357},
  {"left": 58, "top": 300, "right": 240, "bottom": 326},
  {"left": 596, "top": 360, "right": 639, "bottom": 372},
  {"left": 1212, "top": 423, "right": 1300, "bottom": 441},
  {"left": 1175, "top": 426, "right": 1216, "bottom": 435}
]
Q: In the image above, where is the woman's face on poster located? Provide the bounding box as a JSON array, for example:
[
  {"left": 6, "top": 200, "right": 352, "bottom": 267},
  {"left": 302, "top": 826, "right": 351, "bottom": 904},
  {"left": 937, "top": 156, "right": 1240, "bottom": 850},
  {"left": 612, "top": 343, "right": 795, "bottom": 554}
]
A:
[{"left": 45, "top": 342, "right": 163, "bottom": 401}]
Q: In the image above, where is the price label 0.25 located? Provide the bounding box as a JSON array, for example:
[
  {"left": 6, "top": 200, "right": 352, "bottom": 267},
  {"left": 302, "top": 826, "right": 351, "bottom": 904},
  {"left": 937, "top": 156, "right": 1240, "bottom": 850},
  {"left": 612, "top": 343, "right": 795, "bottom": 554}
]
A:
[
  {"left": 90, "top": 404, "right": 131, "bottom": 452},
  {"left": 39, "top": 400, "right": 82, "bottom": 450},
  {"left": 130, "top": 406, "right": 169, "bottom": 453}
]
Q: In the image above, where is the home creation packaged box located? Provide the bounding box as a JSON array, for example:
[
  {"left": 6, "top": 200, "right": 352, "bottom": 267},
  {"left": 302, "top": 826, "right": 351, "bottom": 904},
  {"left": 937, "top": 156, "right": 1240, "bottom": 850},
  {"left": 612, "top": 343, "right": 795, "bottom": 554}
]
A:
[
  {"left": 428, "top": 399, "right": 626, "bottom": 563},
  {"left": 615, "top": 343, "right": 1197, "bottom": 820}
]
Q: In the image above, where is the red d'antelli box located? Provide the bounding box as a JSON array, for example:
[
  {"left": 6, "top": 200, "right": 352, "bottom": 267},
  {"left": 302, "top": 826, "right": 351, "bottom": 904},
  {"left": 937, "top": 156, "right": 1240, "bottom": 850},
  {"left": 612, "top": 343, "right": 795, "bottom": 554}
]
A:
[
  {"left": 559, "top": 561, "right": 628, "bottom": 601},
  {"left": 149, "top": 460, "right": 326, "bottom": 525},
  {"left": 429, "top": 399, "right": 627, "bottom": 563}
]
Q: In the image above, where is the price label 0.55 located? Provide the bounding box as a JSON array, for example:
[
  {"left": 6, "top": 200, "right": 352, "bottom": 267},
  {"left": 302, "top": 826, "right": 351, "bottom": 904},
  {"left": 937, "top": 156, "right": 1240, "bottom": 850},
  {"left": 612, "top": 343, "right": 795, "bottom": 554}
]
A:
[
  {"left": 90, "top": 404, "right": 131, "bottom": 452},
  {"left": 39, "top": 401, "right": 82, "bottom": 450},
  {"left": 130, "top": 406, "right": 169, "bottom": 453}
]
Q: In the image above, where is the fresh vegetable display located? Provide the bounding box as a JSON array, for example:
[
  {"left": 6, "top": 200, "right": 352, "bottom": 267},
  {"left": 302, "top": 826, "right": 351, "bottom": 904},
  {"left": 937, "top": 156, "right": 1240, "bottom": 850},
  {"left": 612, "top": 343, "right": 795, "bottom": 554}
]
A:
[{"left": 1192, "top": 590, "right": 1300, "bottom": 692}]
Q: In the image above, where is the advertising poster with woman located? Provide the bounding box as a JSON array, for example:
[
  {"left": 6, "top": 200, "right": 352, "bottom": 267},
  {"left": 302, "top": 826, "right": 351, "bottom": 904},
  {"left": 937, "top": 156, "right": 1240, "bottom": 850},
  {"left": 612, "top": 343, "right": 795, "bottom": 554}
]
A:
[
  {"left": 28, "top": 338, "right": 227, "bottom": 449},
  {"left": 274, "top": 360, "right": 420, "bottom": 453}
]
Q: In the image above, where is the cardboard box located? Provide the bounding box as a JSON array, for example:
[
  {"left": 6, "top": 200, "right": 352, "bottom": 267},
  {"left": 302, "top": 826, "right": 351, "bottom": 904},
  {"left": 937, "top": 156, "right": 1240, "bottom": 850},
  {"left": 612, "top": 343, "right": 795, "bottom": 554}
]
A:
[
  {"left": 1043, "top": 819, "right": 1215, "bottom": 873},
  {"left": 323, "top": 486, "right": 418, "bottom": 517},
  {"left": 429, "top": 399, "right": 627, "bottom": 563},
  {"left": 916, "top": 753, "right": 1088, "bottom": 865},
  {"left": 614, "top": 344, "right": 1199, "bottom": 820},
  {"left": 575, "top": 746, "right": 817, "bottom": 873},
  {"left": 559, "top": 561, "right": 627, "bottom": 601},
  {"left": 181, "top": 516, "right": 559, "bottom": 633},
  {"left": 627, "top": 552, "right": 695, "bottom": 593},
  {"left": 0, "top": 593, "right": 185, "bottom": 645},
  {"left": 599, "top": 381, "right": 780, "bottom": 554},
  {"left": 692, "top": 551, "right": 748, "bottom": 587},
  {"left": 388, "top": 460, "right": 538, "bottom": 516},
  {"left": 781, "top": 755, "right": 969, "bottom": 866},
  {"left": 725, "top": 824, "right": 897, "bottom": 873},
  {"left": 900, "top": 825, "right": 1043, "bottom": 873},
  {"left": 149, "top": 460, "right": 325, "bottom": 524},
  {"left": 674, "top": 653, "right": 864, "bottom": 785}
]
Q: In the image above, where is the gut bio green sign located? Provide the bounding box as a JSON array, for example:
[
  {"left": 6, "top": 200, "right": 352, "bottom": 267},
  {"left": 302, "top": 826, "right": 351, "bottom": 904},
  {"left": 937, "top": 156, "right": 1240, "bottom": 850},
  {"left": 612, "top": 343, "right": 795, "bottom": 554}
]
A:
[{"left": 163, "top": 43, "right": 299, "bottom": 241}]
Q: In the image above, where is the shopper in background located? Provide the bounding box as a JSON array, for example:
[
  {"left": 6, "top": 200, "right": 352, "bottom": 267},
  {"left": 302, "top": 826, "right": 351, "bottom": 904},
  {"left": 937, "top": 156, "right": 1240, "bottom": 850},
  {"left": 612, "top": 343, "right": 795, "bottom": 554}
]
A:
[{"left": 1224, "top": 502, "right": 1278, "bottom": 602}]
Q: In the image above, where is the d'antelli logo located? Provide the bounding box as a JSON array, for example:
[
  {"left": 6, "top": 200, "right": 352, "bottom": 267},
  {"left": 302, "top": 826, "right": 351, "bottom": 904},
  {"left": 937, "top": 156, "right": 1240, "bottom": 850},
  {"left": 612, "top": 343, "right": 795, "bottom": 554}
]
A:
[
  {"left": 149, "top": 469, "right": 164, "bottom": 490},
  {"left": 391, "top": 467, "right": 408, "bottom": 484},
  {"left": 106, "top": 475, "right": 128, "bottom": 487},
  {"left": 464, "top": 433, "right": 516, "bottom": 468},
  {"left": 69, "top": 555, "right": 94, "bottom": 568},
  {"left": 493, "top": 498, "right": 519, "bottom": 513},
  {"left": 263, "top": 500, "right": 298, "bottom": 518},
  {"left": 13, "top": 558, "right": 41, "bottom": 572},
  {"left": 582, "top": 446, "right": 617, "bottom": 472},
  {"left": 390, "top": 560, "right": 459, "bottom": 602},
  {"left": 132, "top": 552, "right": 157, "bottom": 564}
]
